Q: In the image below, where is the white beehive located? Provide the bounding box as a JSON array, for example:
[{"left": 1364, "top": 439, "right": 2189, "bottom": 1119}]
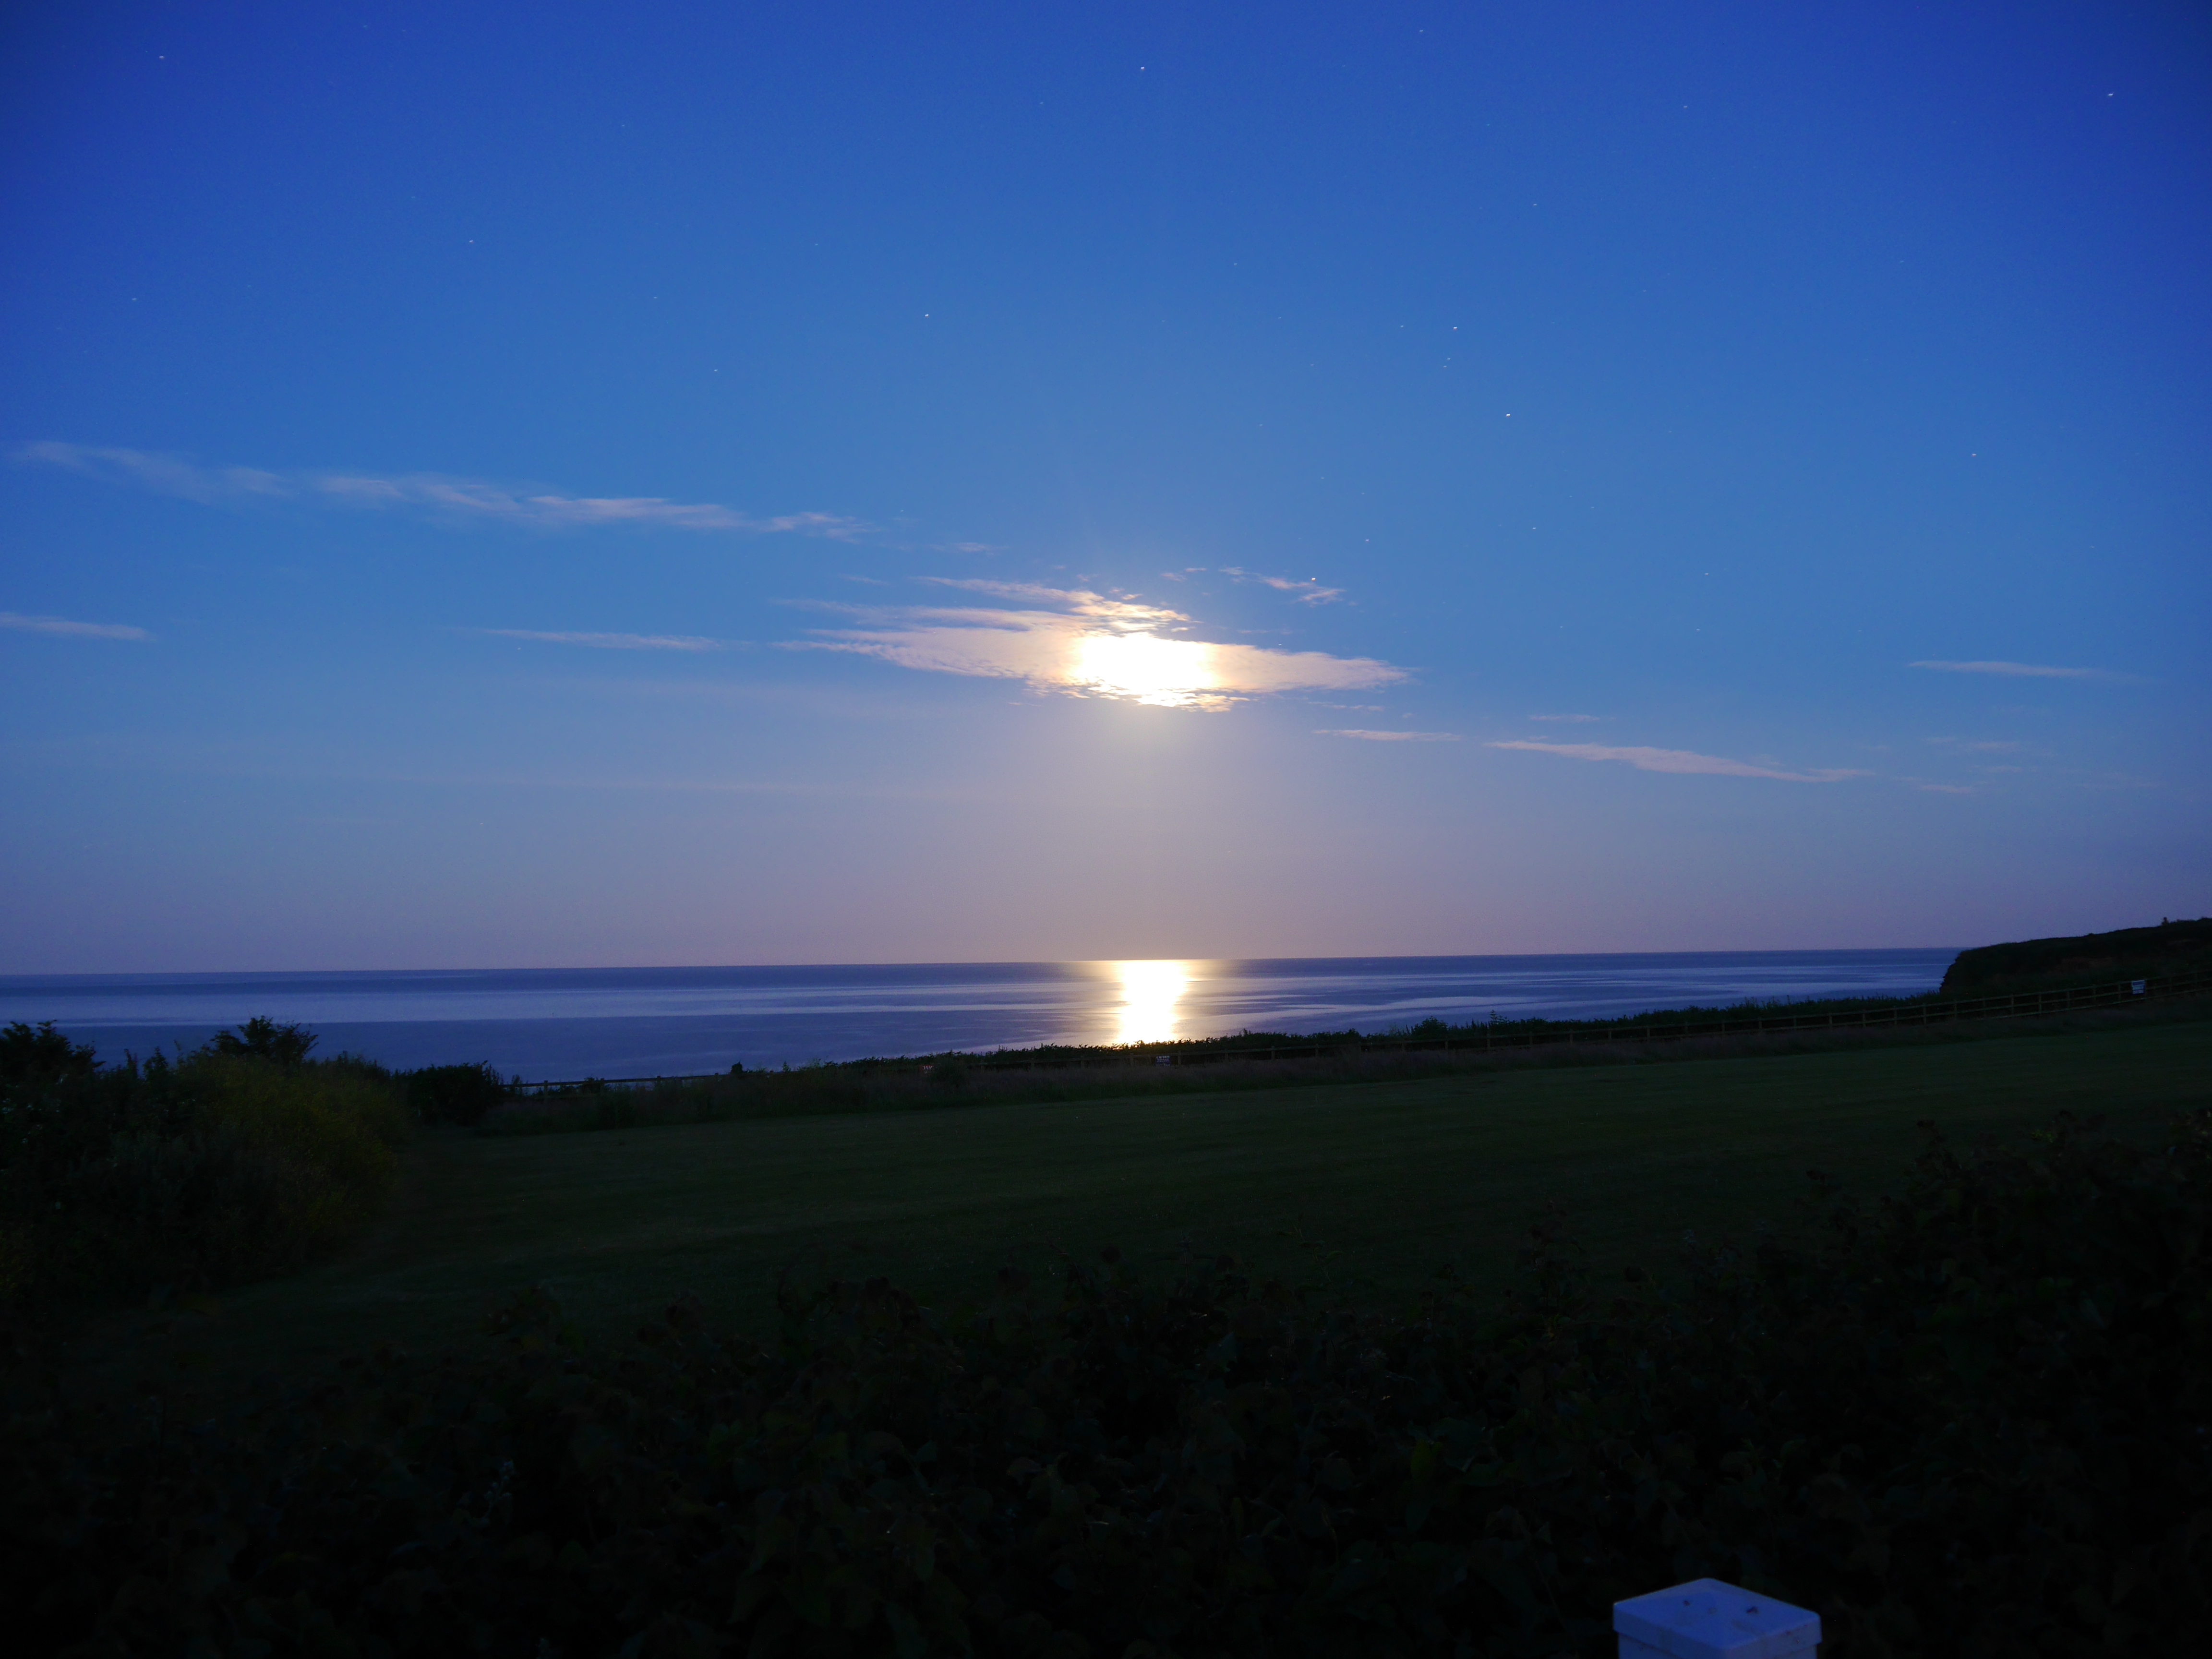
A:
[{"left": 1613, "top": 1577, "right": 1820, "bottom": 1659}]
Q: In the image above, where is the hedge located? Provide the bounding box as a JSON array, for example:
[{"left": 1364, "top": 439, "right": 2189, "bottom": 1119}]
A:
[{"left": 6, "top": 1109, "right": 2206, "bottom": 1655}]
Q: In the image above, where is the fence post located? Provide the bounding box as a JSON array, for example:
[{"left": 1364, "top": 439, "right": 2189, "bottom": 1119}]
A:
[{"left": 1613, "top": 1578, "right": 1819, "bottom": 1658}]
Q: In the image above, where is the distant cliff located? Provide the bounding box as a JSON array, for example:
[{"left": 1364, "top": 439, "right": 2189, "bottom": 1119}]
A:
[{"left": 1941, "top": 917, "right": 2212, "bottom": 996}]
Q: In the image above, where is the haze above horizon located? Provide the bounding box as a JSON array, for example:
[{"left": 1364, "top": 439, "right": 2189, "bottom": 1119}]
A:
[{"left": 2, "top": 3, "right": 2206, "bottom": 973}]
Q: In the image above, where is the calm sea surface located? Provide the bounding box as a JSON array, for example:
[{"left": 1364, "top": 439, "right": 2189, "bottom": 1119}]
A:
[{"left": 0, "top": 951, "right": 1958, "bottom": 1081}]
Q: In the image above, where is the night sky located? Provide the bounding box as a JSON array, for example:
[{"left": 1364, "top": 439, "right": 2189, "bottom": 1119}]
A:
[{"left": 3, "top": 3, "right": 2206, "bottom": 971}]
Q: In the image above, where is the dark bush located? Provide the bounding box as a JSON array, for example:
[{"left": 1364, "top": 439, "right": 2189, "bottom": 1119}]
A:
[
  {"left": 0, "top": 1024, "right": 409, "bottom": 1311},
  {"left": 322, "top": 1050, "right": 397, "bottom": 1084},
  {"left": 5, "top": 1111, "right": 2205, "bottom": 1655},
  {"left": 0, "top": 1021, "right": 97, "bottom": 1087},
  {"left": 1942, "top": 916, "right": 2212, "bottom": 996},
  {"left": 210, "top": 1015, "right": 319, "bottom": 1068},
  {"left": 406, "top": 1062, "right": 508, "bottom": 1127}
]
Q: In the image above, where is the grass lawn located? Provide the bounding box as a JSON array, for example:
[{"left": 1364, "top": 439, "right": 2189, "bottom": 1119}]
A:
[{"left": 75, "top": 1014, "right": 2212, "bottom": 1388}]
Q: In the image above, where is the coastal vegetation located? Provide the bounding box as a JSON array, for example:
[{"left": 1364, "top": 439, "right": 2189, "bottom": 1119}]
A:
[
  {"left": 0, "top": 1018, "right": 409, "bottom": 1316},
  {"left": 1939, "top": 914, "right": 2212, "bottom": 995},
  {"left": 475, "top": 921, "right": 2212, "bottom": 1135},
  {"left": 477, "top": 997, "right": 2208, "bottom": 1138},
  {"left": 4, "top": 934, "right": 2207, "bottom": 1651},
  {"left": 55, "top": 1014, "right": 2212, "bottom": 1378},
  {"left": 9, "top": 1104, "right": 2207, "bottom": 1654}
]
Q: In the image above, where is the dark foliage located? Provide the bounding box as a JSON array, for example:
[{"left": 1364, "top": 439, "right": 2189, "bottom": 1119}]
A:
[
  {"left": 0, "top": 1024, "right": 408, "bottom": 1312},
  {"left": 6, "top": 1112, "right": 2205, "bottom": 1656},
  {"left": 1940, "top": 916, "right": 2212, "bottom": 997},
  {"left": 409, "top": 1063, "right": 509, "bottom": 1128},
  {"left": 0, "top": 1020, "right": 98, "bottom": 1087},
  {"left": 212, "top": 1017, "right": 320, "bottom": 1069}
]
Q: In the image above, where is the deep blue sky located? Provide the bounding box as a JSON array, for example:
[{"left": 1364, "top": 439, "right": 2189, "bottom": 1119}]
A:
[{"left": 2, "top": 2, "right": 2206, "bottom": 971}]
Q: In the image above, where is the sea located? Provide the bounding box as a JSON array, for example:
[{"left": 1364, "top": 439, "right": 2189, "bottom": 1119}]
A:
[{"left": 0, "top": 950, "right": 1958, "bottom": 1082}]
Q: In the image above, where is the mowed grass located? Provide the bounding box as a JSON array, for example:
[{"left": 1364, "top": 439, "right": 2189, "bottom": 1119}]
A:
[{"left": 81, "top": 1016, "right": 2211, "bottom": 1386}]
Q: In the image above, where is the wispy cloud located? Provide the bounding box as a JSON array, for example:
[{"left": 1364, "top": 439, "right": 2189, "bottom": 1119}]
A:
[
  {"left": 472, "top": 628, "right": 728, "bottom": 652},
  {"left": 919, "top": 577, "right": 1186, "bottom": 625},
  {"left": 15, "top": 442, "right": 289, "bottom": 504},
  {"left": 1319, "top": 728, "right": 1458, "bottom": 742},
  {"left": 1219, "top": 566, "right": 1346, "bottom": 604},
  {"left": 791, "top": 582, "right": 1402, "bottom": 710},
  {"left": 18, "top": 441, "right": 869, "bottom": 539},
  {"left": 0, "top": 610, "right": 152, "bottom": 641},
  {"left": 1529, "top": 713, "right": 1600, "bottom": 723},
  {"left": 1491, "top": 739, "right": 1865, "bottom": 783},
  {"left": 1911, "top": 659, "right": 2124, "bottom": 681}
]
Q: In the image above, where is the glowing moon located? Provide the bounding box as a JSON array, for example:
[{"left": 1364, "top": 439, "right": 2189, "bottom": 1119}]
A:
[{"left": 1071, "top": 631, "right": 1219, "bottom": 707}]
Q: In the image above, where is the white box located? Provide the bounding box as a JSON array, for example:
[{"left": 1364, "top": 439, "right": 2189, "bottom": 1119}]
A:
[{"left": 1614, "top": 1577, "right": 1820, "bottom": 1659}]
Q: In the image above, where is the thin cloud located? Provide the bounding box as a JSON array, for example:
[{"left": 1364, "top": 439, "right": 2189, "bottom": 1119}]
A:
[
  {"left": 18, "top": 441, "right": 868, "bottom": 539},
  {"left": 1529, "top": 713, "right": 1600, "bottom": 723},
  {"left": 1220, "top": 565, "right": 1345, "bottom": 604},
  {"left": 791, "top": 584, "right": 1402, "bottom": 710},
  {"left": 15, "top": 442, "right": 287, "bottom": 504},
  {"left": 1319, "top": 729, "right": 1459, "bottom": 742},
  {"left": 919, "top": 577, "right": 1188, "bottom": 625},
  {"left": 1911, "top": 659, "right": 2123, "bottom": 681},
  {"left": 1492, "top": 739, "right": 1865, "bottom": 783},
  {"left": 472, "top": 628, "right": 727, "bottom": 652},
  {"left": 0, "top": 610, "right": 153, "bottom": 641}
]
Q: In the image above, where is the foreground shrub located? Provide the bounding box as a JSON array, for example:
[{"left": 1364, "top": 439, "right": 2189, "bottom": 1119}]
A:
[
  {"left": 0, "top": 1023, "right": 409, "bottom": 1311},
  {"left": 0, "top": 1021, "right": 97, "bottom": 1086},
  {"left": 407, "top": 1061, "right": 508, "bottom": 1127},
  {"left": 210, "top": 1016, "right": 322, "bottom": 1068},
  {"left": 4, "top": 1110, "right": 2205, "bottom": 1655}
]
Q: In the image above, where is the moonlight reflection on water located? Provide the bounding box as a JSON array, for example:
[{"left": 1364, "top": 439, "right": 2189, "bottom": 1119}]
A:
[
  {"left": 1112, "top": 959, "right": 1192, "bottom": 1044},
  {"left": 0, "top": 951, "right": 1958, "bottom": 1078}
]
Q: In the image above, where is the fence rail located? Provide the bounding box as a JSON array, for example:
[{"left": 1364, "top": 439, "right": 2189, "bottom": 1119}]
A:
[{"left": 501, "top": 965, "right": 2211, "bottom": 1094}]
